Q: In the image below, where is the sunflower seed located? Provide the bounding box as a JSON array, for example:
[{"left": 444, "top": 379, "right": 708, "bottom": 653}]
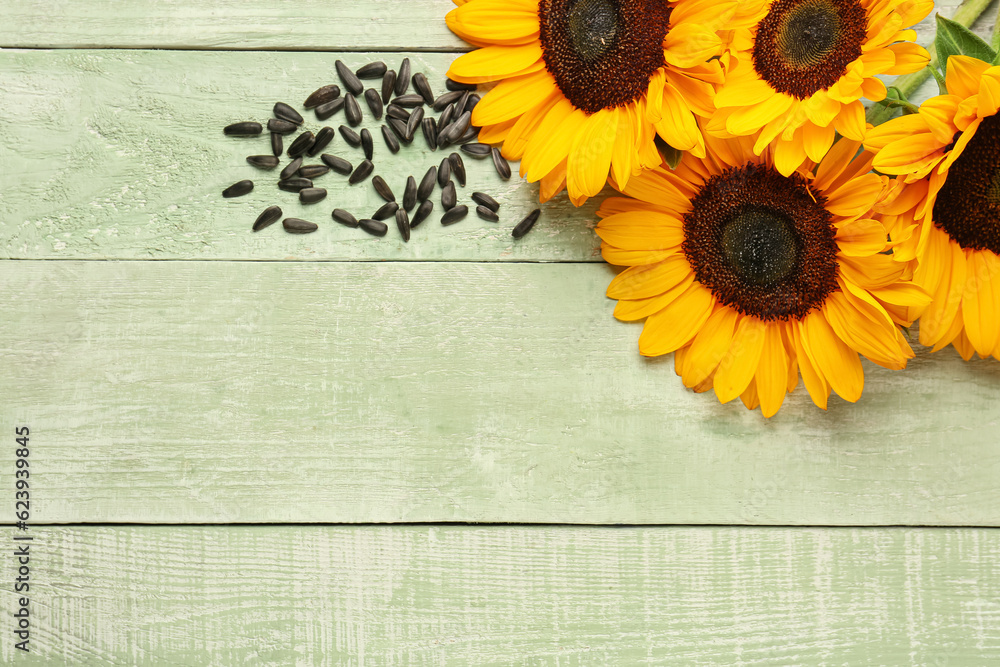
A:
[
  {"left": 411, "top": 200, "right": 433, "bottom": 228},
  {"left": 441, "top": 181, "right": 457, "bottom": 210},
  {"left": 344, "top": 94, "right": 363, "bottom": 126},
  {"left": 412, "top": 72, "right": 434, "bottom": 105},
  {"left": 387, "top": 117, "right": 411, "bottom": 143},
  {"left": 271, "top": 132, "right": 283, "bottom": 157},
  {"left": 287, "top": 131, "right": 315, "bottom": 158},
  {"left": 512, "top": 209, "right": 540, "bottom": 238},
  {"left": 373, "top": 201, "right": 399, "bottom": 220},
  {"left": 386, "top": 104, "right": 410, "bottom": 121},
  {"left": 356, "top": 61, "right": 387, "bottom": 79},
  {"left": 273, "top": 102, "right": 303, "bottom": 125},
  {"left": 267, "top": 118, "right": 298, "bottom": 135},
  {"left": 472, "top": 192, "right": 500, "bottom": 212},
  {"left": 222, "top": 179, "right": 254, "bottom": 197},
  {"left": 464, "top": 93, "right": 482, "bottom": 115},
  {"left": 283, "top": 217, "right": 318, "bottom": 234},
  {"left": 315, "top": 97, "right": 346, "bottom": 121},
  {"left": 438, "top": 157, "right": 451, "bottom": 187},
  {"left": 455, "top": 127, "right": 479, "bottom": 144},
  {"left": 418, "top": 166, "right": 437, "bottom": 201},
  {"left": 433, "top": 90, "right": 463, "bottom": 112},
  {"left": 253, "top": 205, "right": 282, "bottom": 231},
  {"left": 360, "top": 218, "right": 389, "bottom": 237},
  {"left": 449, "top": 152, "right": 466, "bottom": 187},
  {"left": 339, "top": 126, "right": 362, "bottom": 147},
  {"left": 364, "top": 88, "right": 384, "bottom": 120},
  {"left": 395, "top": 58, "right": 411, "bottom": 96},
  {"left": 298, "top": 164, "right": 330, "bottom": 179},
  {"left": 321, "top": 153, "right": 352, "bottom": 175},
  {"left": 438, "top": 103, "right": 456, "bottom": 131},
  {"left": 456, "top": 91, "right": 471, "bottom": 114},
  {"left": 396, "top": 208, "right": 411, "bottom": 242},
  {"left": 492, "top": 147, "right": 511, "bottom": 180},
  {"left": 247, "top": 155, "right": 279, "bottom": 169},
  {"left": 372, "top": 175, "right": 395, "bottom": 202},
  {"left": 299, "top": 187, "right": 327, "bottom": 204},
  {"left": 422, "top": 118, "right": 438, "bottom": 150},
  {"left": 353, "top": 130, "right": 370, "bottom": 162},
  {"left": 405, "top": 106, "right": 424, "bottom": 142},
  {"left": 280, "top": 157, "right": 304, "bottom": 181},
  {"left": 224, "top": 122, "right": 262, "bottom": 136},
  {"left": 336, "top": 60, "right": 364, "bottom": 96},
  {"left": 278, "top": 177, "right": 312, "bottom": 192},
  {"left": 436, "top": 124, "right": 452, "bottom": 150},
  {"left": 476, "top": 205, "right": 499, "bottom": 222},
  {"left": 332, "top": 209, "right": 359, "bottom": 228},
  {"left": 382, "top": 70, "right": 397, "bottom": 104},
  {"left": 446, "top": 78, "right": 477, "bottom": 92},
  {"left": 392, "top": 94, "right": 424, "bottom": 108},
  {"left": 445, "top": 111, "right": 471, "bottom": 144},
  {"left": 381, "top": 125, "right": 400, "bottom": 154},
  {"left": 402, "top": 175, "right": 417, "bottom": 211},
  {"left": 304, "top": 85, "right": 340, "bottom": 109},
  {"left": 349, "top": 159, "right": 374, "bottom": 185},
  {"left": 307, "top": 126, "right": 335, "bottom": 157},
  {"left": 461, "top": 142, "right": 492, "bottom": 158},
  {"left": 441, "top": 205, "right": 468, "bottom": 226}
]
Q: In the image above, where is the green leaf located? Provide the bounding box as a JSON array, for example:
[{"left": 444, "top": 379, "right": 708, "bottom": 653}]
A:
[
  {"left": 654, "top": 136, "right": 683, "bottom": 170},
  {"left": 935, "top": 14, "right": 997, "bottom": 74},
  {"left": 928, "top": 65, "right": 948, "bottom": 95}
]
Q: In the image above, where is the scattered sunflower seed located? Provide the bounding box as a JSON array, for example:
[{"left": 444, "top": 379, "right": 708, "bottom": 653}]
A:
[
  {"left": 402, "top": 175, "right": 417, "bottom": 211},
  {"left": 273, "top": 102, "right": 303, "bottom": 126},
  {"left": 461, "top": 142, "right": 492, "bottom": 158},
  {"left": 418, "top": 166, "right": 437, "bottom": 201},
  {"left": 455, "top": 127, "right": 479, "bottom": 144},
  {"left": 344, "top": 94, "right": 363, "bottom": 126},
  {"left": 412, "top": 72, "right": 434, "bottom": 105},
  {"left": 438, "top": 103, "right": 456, "bottom": 131},
  {"left": 360, "top": 218, "right": 389, "bottom": 237},
  {"left": 395, "top": 58, "right": 411, "bottom": 96},
  {"left": 476, "top": 205, "right": 499, "bottom": 222},
  {"left": 456, "top": 91, "right": 471, "bottom": 116},
  {"left": 307, "top": 126, "right": 335, "bottom": 157},
  {"left": 373, "top": 201, "right": 399, "bottom": 220},
  {"left": 321, "top": 153, "right": 352, "bottom": 175},
  {"left": 336, "top": 60, "right": 364, "bottom": 96},
  {"left": 283, "top": 217, "right": 318, "bottom": 234},
  {"left": 364, "top": 88, "right": 384, "bottom": 120},
  {"left": 441, "top": 181, "right": 457, "bottom": 210},
  {"left": 298, "top": 164, "right": 330, "bottom": 179},
  {"left": 464, "top": 94, "right": 481, "bottom": 114},
  {"left": 253, "top": 205, "right": 282, "bottom": 231},
  {"left": 287, "top": 131, "right": 315, "bottom": 158},
  {"left": 405, "top": 106, "right": 424, "bottom": 142},
  {"left": 304, "top": 85, "right": 340, "bottom": 109},
  {"left": 278, "top": 177, "right": 312, "bottom": 192},
  {"left": 433, "top": 90, "right": 463, "bottom": 112},
  {"left": 247, "top": 155, "right": 279, "bottom": 169},
  {"left": 267, "top": 118, "right": 297, "bottom": 135},
  {"left": 299, "top": 187, "right": 327, "bottom": 204},
  {"left": 512, "top": 209, "right": 541, "bottom": 238},
  {"left": 349, "top": 159, "right": 374, "bottom": 185},
  {"left": 472, "top": 192, "right": 500, "bottom": 212},
  {"left": 392, "top": 94, "right": 425, "bottom": 108},
  {"left": 396, "top": 208, "right": 411, "bottom": 242},
  {"left": 372, "top": 175, "right": 395, "bottom": 202},
  {"left": 422, "top": 117, "right": 438, "bottom": 150},
  {"left": 492, "top": 147, "right": 511, "bottom": 180},
  {"left": 381, "top": 125, "right": 400, "bottom": 154},
  {"left": 387, "top": 117, "right": 410, "bottom": 143},
  {"left": 438, "top": 157, "right": 451, "bottom": 187},
  {"left": 332, "top": 209, "right": 359, "bottom": 228},
  {"left": 441, "top": 205, "right": 468, "bottom": 226},
  {"left": 222, "top": 179, "right": 254, "bottom": 197},
  {"left": 280, "top": 157, "right": 304, "bottom": 181},
  {"left": 386, "top": 104, "right": 410, "bottom": 121},
  {"left": 361, "top": 128, "right": 374, "bottom": 160},
  {"left": 449, "top": 152, "right": 466, "bottom": 187},
  {"left": 315, "top": 97, "right": 346, "bottom": 121},
  {"left": 445, "top": 111, "right": 471, "bottom": 144},
  {"left": 446, "top": 78, "right": 477, "bottom": 92},
  {"left": 339, "top": 125, "right": 362, "bottom": 147},
  {"left": 381, "top": 70, "right": 397, "bottom": 105},
  {"left": 356, "top": 61, "right": 387, "bottom": 79},
  {"left": 271, "top": 132, "right": 283, "bottom": 157},
  {"left": 224, "top": 122, "right": 262, "bottom": 136},
  {"left": 411, "top": 200, "right": 433, "bottom": 228}
]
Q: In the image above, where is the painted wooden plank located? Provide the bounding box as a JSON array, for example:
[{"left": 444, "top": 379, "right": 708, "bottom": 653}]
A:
[
  {"left": 2, "top": 525, "right": 999, "bottom": 665},
  {"left": 2, "top": 260, "right": 999, "bottom": 526},
  {"left": 0, "top": 49, "right": 601, "bottom": 263}
]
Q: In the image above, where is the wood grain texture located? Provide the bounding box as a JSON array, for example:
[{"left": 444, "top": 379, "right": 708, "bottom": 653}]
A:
[
  {"left": 2, "top": 525, "right": 999, "bottom": 665},
  {"left": 3, "top": 260, "right": 999, "bottom": 525},
  {"left": 0, "top": 49, "right": 601, "bottom": 263}
]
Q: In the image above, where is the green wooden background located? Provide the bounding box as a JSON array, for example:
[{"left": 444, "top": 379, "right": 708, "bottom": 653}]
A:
[{"left": 1, "top": 0, "right": 999, "bottom": 664}]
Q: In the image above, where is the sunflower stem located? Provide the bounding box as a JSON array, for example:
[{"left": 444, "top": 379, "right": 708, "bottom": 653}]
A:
[{"left": 992, "top": 1, "right": 1000, "bottom": 51}]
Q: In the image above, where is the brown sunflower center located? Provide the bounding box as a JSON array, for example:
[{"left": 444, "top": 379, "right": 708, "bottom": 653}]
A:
[
  {"left": 752, "top": 0, "right": 867, "bottom": 100},
  {"left": 538, "top": 0, "right": 671, "bottom": 113},
  {"left": 683, "top": 163, "right": 840, "bottom": 321},
  {"left": 933, "top": 114, "right": 1000, "bottom": 254}
]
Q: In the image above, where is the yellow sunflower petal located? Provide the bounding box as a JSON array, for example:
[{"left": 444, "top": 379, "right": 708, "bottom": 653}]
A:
[
  {"left": 833, "top": 101, "right": 866, "bottom": 141},
  {"left": 946, "top": 55, "right": 992, "bottom": 100},
  {"left": 726, "top": 94, "right": 795, "bottom": 136},
  {"left": 886, "top": 41, "right": 931, "bottom": 74},
  {"left": 802, "top": 122, "right": 836, "bottom": 163},
  {"left": 713, "top": 316, "right": 766, "bottom": 404},
  {"left": 567, "top": 108, "right": 618, "bottom": 199},
  {"left": 792, "top": 324, "right": 830, "bottom": 410},
  {"left": 977, "top": 71, "right": 1000, "bottom": 117},
  {"left": 756, "top": 324, "right": 790, "bottom": 418},
  {"left": 740, "top": 378, "right": 761, "bottom": 411},
  {"left": 961, "top": 251, "right": 1000, "bottom": 356},
  {"left": 836, "top": 218, "right": 888, "bottom": 255},
  {"left": 655, "top": 84, "right": 705, "bottom": 155},
  {"left": 638, "top": 283, "right": 715, "bottom": 356},
  {"left": 606, "top": 254, "right": 692, "bottom": 300},
  {"left": 680, "top": 306, "right": 739, "bottom": 388},
  {"left": 538, "top": 159, "right": 566, "bottom": 202},
  {"left": 601, "top": 245, "right": 679, "bottom": 267},
  {"left": 612, "top": 274, "right": 696, "bottom": 322},
  {"left": 825, "top": 174, "right": 885, "bottom": 217},
  {"left": 714, "top": 75, "right": 775, "bottom": 108},
  {"left": 446, "top": 0, "right": 540, "bottom": 45},
  {"left": 870, "top": 133, "right": 943, "bottom": 174},
  {"left": 448, "top": 43, "right": 543, "bottom": 83},
  {"left": 663, "top": 23, "right": 723, "bottom": 68},
  {"left": 522, "top": 103, "right": 588, "bottom": 181},
  {"left": 472, "top": 69, "right": 557, "bottom": 126},
  {"left": 773, "top": 134, "right": 808, "bottom": 176},
  {"left": 800, "top": 311, "right": 864, "bottom": 403},
  {"left": 595, "top": 211, "right": 684, "bottom": 249},
  {"left": 917, "top": 230, "right": 967, "bottom": 347}
]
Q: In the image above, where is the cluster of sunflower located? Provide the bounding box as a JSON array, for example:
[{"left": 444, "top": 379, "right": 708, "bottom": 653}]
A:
[{"left": 446, "top": 0, "right": 1000, "bottom": 417}]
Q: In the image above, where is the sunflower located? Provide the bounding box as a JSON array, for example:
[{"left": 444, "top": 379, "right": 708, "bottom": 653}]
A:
[
  {"left": 445, "top": 0, "right": 765, "bottom": 205},
  {"left": 707, "top": 0, "right": 931, "bottom": 176},
  {"left": 865, "top": 55, "right": 1000, "bottom": 361},
  {"left": 596, "top": 133, "right": 929, "bottom": 416}
]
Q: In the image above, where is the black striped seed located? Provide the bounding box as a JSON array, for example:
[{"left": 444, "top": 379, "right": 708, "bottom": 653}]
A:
[
  {"left": 247, "top": 155, "right": 279, "bottom": 169},
  {"left": 224, "top": 122, "right": 262, "bottom": 136},
  {"left": 441, "top": 205, "right": 468, "bottom": 226},
  {"left": 222, "top": 179, "right": 254, "bottom": 197},
  {"left": 445, "top": 111, "right": 472, "bottom": 144},
  {"left": 387, "top": 117, "right": 410, "bottom": 144},
  {"left": 472, "top": 192, "right": 500, "bottom": 212},
  {"left": 386, "top": 104, "right": 410, "bottom": 121},
  {"left": 413, "top": 72, "right": 434, "bottom": 105},
  {"left": 339, "top": 126, "right": 362, "bottom": 147},
  {"left": 373, "top": 202, "right": 399, "bottom": 220},
  {"left": 438, "top": 158, "right": 451, "bottom": 187},
  {"left": 449, "top": 152, "right": 466, "bottom": 187},
  {"left": 422, "top": 117, "right": 438, "bottom": 150},
  {"left": 455, "top": 127, "right": 479, "bottom": 144},
  {"left": 418, "top": 166, "right": 437, "bottom": 201},
  {"left": 456, "top": 91, "right": 471, "bottom": 116},
  {"left": 287, "top": 132, "right": 315, "bottom": 158},
  {"left": 304, "top": 85, "right": 340, "bottom": 109},
  {"left": 396, "top": 208, "right": 411, "bottom": 242},
  {"left": 299, "top": 187, "right": 327, "bottom": 204},
  {"left": 349, "top": 159, "right": 374, "bottom": 185},
  {"left": 278, "top": 177, "right": 312, "bottom": 192},
  {"left": 372, "top": 175, "right": 395, "bottom": 202},
  {"left": 512, "top": 209, "right": 541, "bottom": 239},
  {"left": 361, "top": 128, "right": 374, "bottom": 160},
  {"left": 344, "top": 94, "right": 363, "bottom": 127},
  {"left": 253, "top": 205, "right": 282, "bottom": 231},
  {"left": 283, "top": 218, "right": 318, "bottom": 234},
  {"left": 321, "top": 153, "right": 352, "bottom": 175},
  {"left": 461, "top": 143, "right": 492, "bottom": 158},
  {"left": 382, "top": 70, "right": 397, "bottom": 104},
  {"left": 360, "top": 218, "right": 389, "bottom": 237},
  {"left": 280, "top": 157, "right": 304, "bottom": 181},
  {"left": 492, "top": 148, "right": 511, "bottom": 180},
  {"left": 271, "top": 132, "right": 283, "bottom": 157},
  {"left": 298, "top": 165, "right": 330, "bottom": 179},
  {"left": 356, "top": 61, "right": 387, "bottom": 79},
  {"left": 364, "top": 88, "right": 383, "bottom": 120},
  {"left": 336, "top": 60, "right": 364, "bottom": 96},
  {"left": 441, "top": 181, "right": 457, "bottom": 210},
  {"left": 403, "top": 175, "right": 417, "bottom": 211},
  {"left": 411, "top": 200, "right": 433, "bottom": 228},
  {"left": 433, "top": 90, "right": 463, "bottom": 112},
  {"left": 332, "top": 209, "right": 360, "bottom": 228},
  {"left": 395, "top": 58, "right": 411, "bottom": 96},
  {"left": 438, "top": 104, "right": 456, "bottom": 132},
  {"left": 315, "top": 97, "right": 345, "bottom": 121},
  {"left": 405, "top": 107, "right": 425, "bottom": 143},
  {"left": 476, "top": 205, "right": 499, "bottom": 222},
  {"left": 267, "top": 118, "right": 298, "bottom": 135},
  {"left": 273, "top": 102, "right": 303, "bottom": 125},
  {"left": 381, "top": 125, "right": 400, "bottom": 154},
  {"left": 306, "top": 127, "right": 335, "bottom": 157},
  {"left": 392, "top": 94, "right": 425, "bottom": 108},
  {"left": 464, "top": 94, "right": 481, "bottom": 115},
  {"left": 446, "top": 78, "right": 477, "bottom": 92},
  {"left": 436, "top": 124, "right": 453, "bottom": 151}
]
